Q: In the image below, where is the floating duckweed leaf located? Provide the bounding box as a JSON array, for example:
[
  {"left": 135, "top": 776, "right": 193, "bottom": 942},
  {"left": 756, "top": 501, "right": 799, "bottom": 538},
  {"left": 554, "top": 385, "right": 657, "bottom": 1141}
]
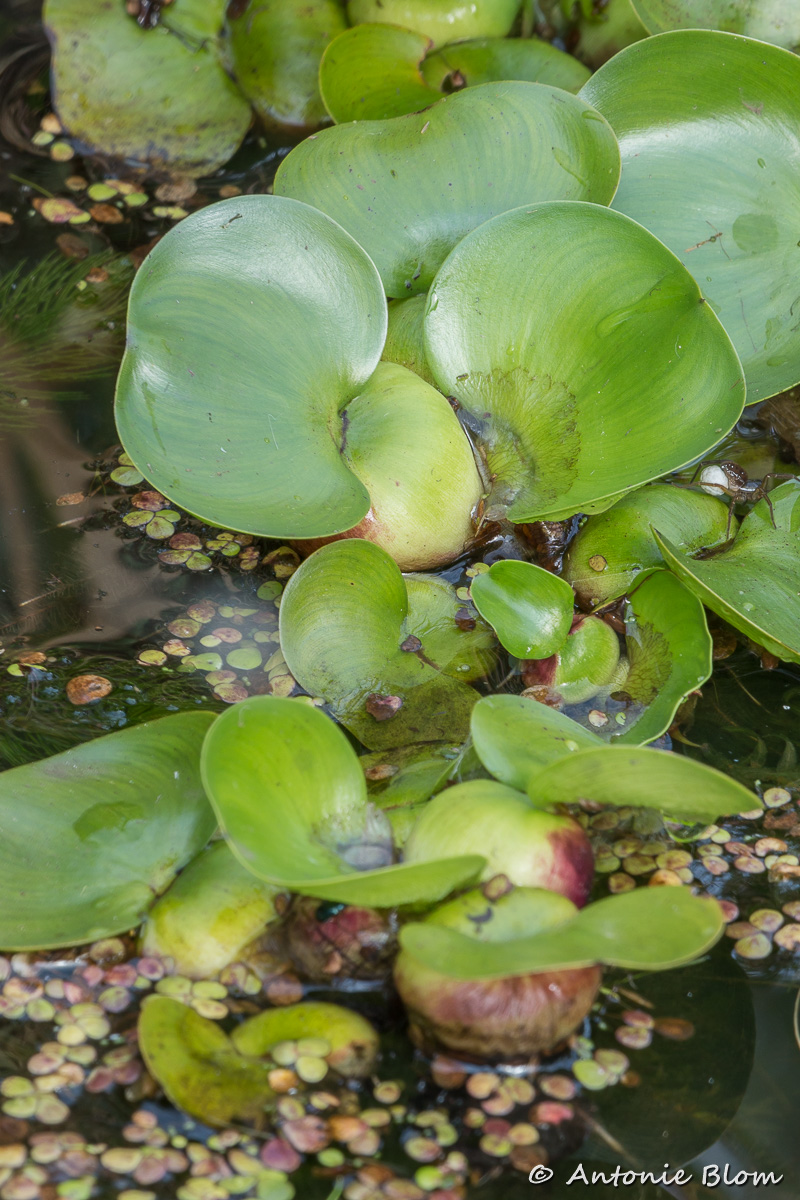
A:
[
  {"left": 116, "top": 195, "right": 385, "bottom": 541},
  {"left": 320, "top": 24, "right": 441, "bottom": 122},
  {"left": 138, "top": 996, "right": 274, "bottom": 1126},
  {"left": 424, "top": 202, "right": 745, "bottom": 522},
  {"left": 346, "top": 0, "right": 522, "bottom": 46},
  {"left": 422, "top": 34, "right": 590, "bottom": 94},
  {"left": 231, "top": 1001, "right": 379, "bottom": 1078},
  {"left": 275, "top": 81, "right": 620, "bottom": 296},
  {"left": 140, "top": 841, "right": 280, "bottom": 979},
  {"left": 564, "top": 484, "right": 734, "bottom": 607},
  {"left": 44, "top": 0, "right": 250, "bottom": 175},
  {"left": 631, "top": 0, "right": 800, "bottom": 47},
  {"left": 201, "top": 696, "right": 485, "bottom": 906},
  {"left": 280, "top": 540, "right": 494, "bottom": 750},
  {"left": 227, "top": 0, "right": 347, "bottom": 131},
  {"left": 582, "top": 30, "right": 800, "bottom": 401},
  {"left": 0, "top": 713, "right": 216, "bottom": 950},
  {"left": 470, "top": 560, "right": 575, "bottom": 660},
  {"left": 654, "top": 482, "right": 800, "bottom": 663},
  {"left": 399, "top": 887, "right": 724, "bottom": 979},
  {"left": 570, "top": 571, "right": 713, "bottom": 745},
  {"left": 528, "top": 745, "right": 760, "bottom": 824}
]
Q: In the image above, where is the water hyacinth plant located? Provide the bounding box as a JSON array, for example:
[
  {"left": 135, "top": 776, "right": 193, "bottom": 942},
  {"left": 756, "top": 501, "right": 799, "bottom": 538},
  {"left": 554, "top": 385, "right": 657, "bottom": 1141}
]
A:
[{"left": 4, "top": 0, "right": 800, "bottom": 1183}]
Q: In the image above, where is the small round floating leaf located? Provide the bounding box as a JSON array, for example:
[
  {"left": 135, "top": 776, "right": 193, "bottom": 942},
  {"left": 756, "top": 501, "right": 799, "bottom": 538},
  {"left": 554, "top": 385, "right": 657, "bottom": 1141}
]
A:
[
  {"left": 320, "top": 25, "right": 441, "bottom": 123},
  {"left": 564, "top": 484, "right": 734, "bottom": 608},
  {"left": 201, "top": 696, "right": 484, "bottom": 906},
  {"left": 279, "top": 540, "right": 490, "bottom": 750},
  {"left": 138, "top": 996, "right": 274, "bottom": 1126},
  {"left": 346, "top": 0, "right": 522, "bottom": 46},
  {"left": 399, "top": 887, "right": 724, "bottom": 979},
  {"left": 529, "top": 745, "right": 760, "bottom": 824},
  {"left": 424, "top": 202, "right": 745, "bottom": 522},
  {"left": 231, "top": 1001, "right": 378, "bottom": 1078},
  {"left": 654, "top": 482, "right": 800, "bottom": 664},
  {"left": 227, "top": 0, "right": 347, "bottom": 131},
  {"left": 0, "top": 713, "right": 216, "bottom": 951},
  {"left": 584, "top": 571, "right": 713, "bottom": 746},
  {"left": 471, "top": 694, "right": 601, "bottom": 792},
  {"left": 421, "top": 35, "right": 591, "bottom": 95},
  {"left": 470, "top": 560, "right": 574, "bottom": 659},
  {"left": 582, "top": 30, "right": 800, "bottom": 401},
  {"left": 275, "top": 81, "right": 621, "bottom": 297},
  {"left": 44, "top": 0, "right": 250, "bottom": 176},
  {"left": 116, "top": 195, "right": 386, "bottom": 540},
  {"left": 631, "top": 0, "right": 800, "bottom": 47}
]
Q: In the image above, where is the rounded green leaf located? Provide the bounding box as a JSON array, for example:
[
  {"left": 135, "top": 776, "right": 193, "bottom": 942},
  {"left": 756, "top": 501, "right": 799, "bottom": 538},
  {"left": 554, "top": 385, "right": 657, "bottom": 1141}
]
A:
[
  {"left": 138, "top": 996, "right": 274, "bottom": 1127},
  {"left": 564, "top": 483, "right": 734, "bottom": 607},
  {"left": 654, "top": 481, "right": 800, "bottom": 663},
  {"left": 587, "top": 570, "right": 713, "bottom": 745},
  {"left": 320, "top": 24, "right": 441, "bottom": 123},
  {"left": 275, "top": 81, "right": 621, "bottom": 297},
  {"left": 383, "top": 295, "right": 437, "bottom": 385},
  {"left": 424, "top": 202, "right": 745, "bottom": 522},
  {"left": 201, "top": 696, "right": 485, "bottom": 906},
  {"left": 399, "top": 886, "right": 724, "bottom": 979},
  {"left": 582, "top": 30, "right": 800, "bottom": 402},
  {"left": 44, "top": 0, "right": 250, "bottom": 176},
  {"left": 279, "top": 539, "right": 493, "bottom": 750},
  {"left": 529, "top": 745, "right": 760, "bottom": 823},
  {"left": 421, "top": 36, "right": 591, "bottom": 95},
  {"left": 346, "top": 0, "right": 522, "bottom": 46},
  {"left": 470, "top": 694, "right": 602, "bottom": 791},
  {"left": 227, "top": 0, "right": 347, "bottom": 131},
  {"left": 140, "top": 841, "right": 280, "bottom": 979},
  {"left": 631, "top": 0, "right": 800, "bottom": 47},
  {"left": 0, "top": 713, "right": 216, "bottom": 951},
  {"left": 116, "top": 195, "right": 385, "bottom": 541},
  {"left": 470, "top": 560, "right": 575, "bottom": 659}
]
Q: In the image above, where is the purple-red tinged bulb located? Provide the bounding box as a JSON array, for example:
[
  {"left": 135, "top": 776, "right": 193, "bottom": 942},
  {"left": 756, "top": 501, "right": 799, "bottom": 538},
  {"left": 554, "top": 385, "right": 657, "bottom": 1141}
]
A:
[
  {"left": 394, "top": 886, "right": 602, "bottom": 1062},
  {"left": 402, "top": 780, "right": 594, "bottom": 908}
]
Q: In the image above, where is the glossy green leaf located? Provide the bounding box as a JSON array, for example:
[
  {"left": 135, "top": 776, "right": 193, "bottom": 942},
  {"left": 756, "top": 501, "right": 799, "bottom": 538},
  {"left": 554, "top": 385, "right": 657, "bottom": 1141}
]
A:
[
  {"left": 421, "top": 35, "right": 591, "bottom": 95},
  {"left": 655, "top": 482, "right": 800, "bottom": 664},
  {"left": 564, "top": 483, "right": 734, "bottom": 607},
  {"left": 201, "top": 696, "right": 485, "bottom": 906},
  {"left": 140, "top": 841, "right": 280, "bottom": 979},
  {"left": 44, "top": 0, "right": 250, "bottom": 176},
  {"left": 425, "top": 202, "right": 745, "bottom": 522},
  {"left": 470, "top": 694, "right": 601, "bottom": 791},
  {"left": 470, "top": 560, "right": 575, "bottom": 660},
  {"left": 400, "top": 886, "right": 724, "bottom": 978},
  {"left": 631, "top": 0, "right": 800, "bottom": 47},
  {"left": 529, "top": 744, "right": 760, "bottom": 822},
  {"left": 320, "top": 24, "right": 441, "bottom": 123},
  {"left": 116, "top": 195, "right": 385, "bottom": 541},
  {"left": 0, "top": 713, "right": 216, "bottom": 951},
  {"left": 346, "top": 0, "right": 522, "bottom": 46},
  {"left": 382, "top": 296, "right": 437, "bottom": 386},
  {"left": 227, "top": 0, "right": 347, "bottom": 132},
  {"left": 583, "top": 570, "right": 713, "bottom": 745},
  {"left": 138, "top": 996, "right": 274, "bottom": 1127},
  {"left": 275, "top": 81, "right": 621, "bottom": 297},
  {"left": 231, "top": 1001, "right": 379, "bottom": 1078},
  {"left": 362, "top": 743, "right": 459, "bottom": 843},
  {"left": 583, "top": 30, "right": 800, "bottom": 402},
  {"left": 279, "top": 539, "right": 494, "bottom": 750}
]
